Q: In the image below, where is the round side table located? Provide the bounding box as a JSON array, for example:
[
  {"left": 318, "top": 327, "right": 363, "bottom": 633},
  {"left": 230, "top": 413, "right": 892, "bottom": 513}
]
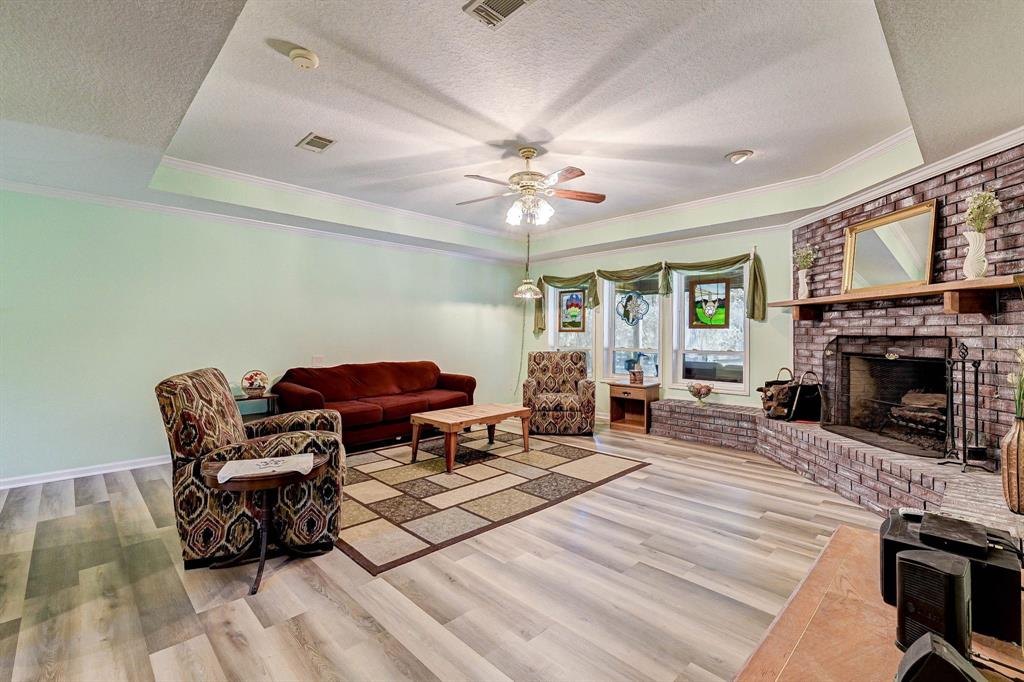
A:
[{"left": 201, "top": 453, "right": 330, "bottom": 595}]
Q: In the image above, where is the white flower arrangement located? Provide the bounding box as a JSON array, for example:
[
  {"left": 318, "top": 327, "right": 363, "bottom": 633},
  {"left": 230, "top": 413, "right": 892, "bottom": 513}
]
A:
[
  {"left": 965, "top": 190, "right": 1002, "bottom": 232},
  {"left": 793, "top": 245, "right": 817, "bottom": 270}
]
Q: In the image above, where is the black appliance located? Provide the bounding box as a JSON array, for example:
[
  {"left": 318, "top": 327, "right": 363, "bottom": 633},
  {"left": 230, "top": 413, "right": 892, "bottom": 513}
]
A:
[
  {"left": 879, "top": 507, "right": 1021, "bottom": 644},
  {"left": 895, "top": 633, "right": 987, "bottom": 682},
  {"left": 896, "top": 550, "right": 971, "bottom": 654}
]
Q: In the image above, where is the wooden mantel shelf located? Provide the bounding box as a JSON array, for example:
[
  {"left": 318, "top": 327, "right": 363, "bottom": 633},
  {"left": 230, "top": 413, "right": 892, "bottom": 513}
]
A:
[{"left": 769, "top": 274, "right": 1024, "bottom": 320}]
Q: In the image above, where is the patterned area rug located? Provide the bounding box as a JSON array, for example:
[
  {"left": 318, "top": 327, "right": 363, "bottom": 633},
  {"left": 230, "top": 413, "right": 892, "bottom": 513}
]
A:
[{"left": 336, "top": 428, "right": 647, "bottom": 574}]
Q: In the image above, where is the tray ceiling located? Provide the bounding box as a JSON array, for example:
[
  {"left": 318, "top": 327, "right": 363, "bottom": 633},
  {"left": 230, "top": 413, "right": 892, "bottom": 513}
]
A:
[{"left": 164, "top": 0, "right": 913, "bottom": 231}]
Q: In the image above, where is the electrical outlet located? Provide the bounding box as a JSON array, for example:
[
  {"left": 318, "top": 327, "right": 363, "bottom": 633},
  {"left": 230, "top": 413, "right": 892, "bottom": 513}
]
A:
[{"left": 312, "top": 354, "right": 326, "bottom": 367}]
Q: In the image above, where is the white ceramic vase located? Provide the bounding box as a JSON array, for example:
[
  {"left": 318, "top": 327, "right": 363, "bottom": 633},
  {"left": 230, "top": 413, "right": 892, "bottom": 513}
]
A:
[
  {"left": 797, "top": 269, "right": 810, "bottom": 299},
  {"left": 963, "top": 231, "right": 988, "bottom": 279}
]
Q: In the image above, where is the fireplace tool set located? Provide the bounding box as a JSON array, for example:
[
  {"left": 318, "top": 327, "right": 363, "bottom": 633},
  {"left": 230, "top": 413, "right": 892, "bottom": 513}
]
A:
[{"left": 940, "top": 343, "right": 991, "bottom": 472}]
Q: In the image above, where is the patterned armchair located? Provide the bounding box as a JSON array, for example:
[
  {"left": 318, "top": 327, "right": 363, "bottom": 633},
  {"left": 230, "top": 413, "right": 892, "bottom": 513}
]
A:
[
  {"left": 155, "top": 368, "right": 345, "bottom": 567},
  {"left": 523, "top": 351, "right": 595, "bottom": 435}
]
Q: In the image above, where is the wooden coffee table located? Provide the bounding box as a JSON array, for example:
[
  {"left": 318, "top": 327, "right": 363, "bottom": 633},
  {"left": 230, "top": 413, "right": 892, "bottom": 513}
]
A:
[
  {"left": 410, "top": 403, "right": 531, "bottom": 473},
  {"left": 201, "top": 453, "right": 330, "bottom": 595}
]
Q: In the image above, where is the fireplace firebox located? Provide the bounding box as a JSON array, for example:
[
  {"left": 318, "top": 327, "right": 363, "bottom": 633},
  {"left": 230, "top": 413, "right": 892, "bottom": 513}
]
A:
[{"left": 821, "top": 336, "right": 952, "bottom": 458}]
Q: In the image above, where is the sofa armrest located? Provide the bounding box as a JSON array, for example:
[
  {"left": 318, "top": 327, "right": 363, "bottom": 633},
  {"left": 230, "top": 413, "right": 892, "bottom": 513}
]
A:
[
  {"left": 523, "top": 378, "right": 538, "bottom": 408},
  {"left": 274, "top": 381, "right": 325, "bottom": 411},
  {"left": 577, "top": 379, "right": 596, "bottom": 413},
  {"left": 437, "top": 373, "right": 477, "bottom": 403},
  {"left": 244, "top": 409, "right": 341, "bottom": 439}
]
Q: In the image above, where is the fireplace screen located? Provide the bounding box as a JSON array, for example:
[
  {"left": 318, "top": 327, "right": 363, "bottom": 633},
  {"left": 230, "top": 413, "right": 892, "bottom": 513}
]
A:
[{"left": 821, "top": 336, "right": 951, "bottom": 458}]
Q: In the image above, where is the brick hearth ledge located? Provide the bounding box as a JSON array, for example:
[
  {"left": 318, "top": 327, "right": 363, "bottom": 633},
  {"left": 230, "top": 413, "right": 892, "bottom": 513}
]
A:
[{"left": 650, "top": 399, "right": 1023, "bottom": 538}]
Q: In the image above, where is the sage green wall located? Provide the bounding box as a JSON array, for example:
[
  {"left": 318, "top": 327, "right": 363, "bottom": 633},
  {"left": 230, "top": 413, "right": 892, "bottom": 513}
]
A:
[
  {"left": 0, "top": 190, "right": 524, "bottom": 481},
  {"left": 525, "top": 226, "right": 794, "bottom": 411}
]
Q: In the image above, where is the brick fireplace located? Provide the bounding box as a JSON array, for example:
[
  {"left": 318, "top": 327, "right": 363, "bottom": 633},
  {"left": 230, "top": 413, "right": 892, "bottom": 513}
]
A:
[
  {"left": 821, "top": 335, "right": 951, "bottom": 459},
  {"left": 794, "top": 144, "right": 1023, "bottom": 457},
  {"left": 651, "top": 143, "right": 1023, "bottom": 531}
]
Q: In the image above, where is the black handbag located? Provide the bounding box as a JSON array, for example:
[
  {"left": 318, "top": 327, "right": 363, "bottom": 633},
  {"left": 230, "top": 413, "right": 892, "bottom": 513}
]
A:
[{"left": 785, "top": 370, "right": 822, "bottom": 422}]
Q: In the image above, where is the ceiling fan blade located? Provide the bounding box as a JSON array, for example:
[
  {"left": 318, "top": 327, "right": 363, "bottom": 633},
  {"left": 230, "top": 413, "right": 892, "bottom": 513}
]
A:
[
  {"left": 464, "top": 174, "right": 509, "bottom": 187},
  {"left": 543, "top": 166, "right": 585, "bottom": 186},
  {"left": 456, "top": 192, "right": 515, "bottom": 206},
  {"left": 551, "top": 188, "right": 606, "bottom": 203}
]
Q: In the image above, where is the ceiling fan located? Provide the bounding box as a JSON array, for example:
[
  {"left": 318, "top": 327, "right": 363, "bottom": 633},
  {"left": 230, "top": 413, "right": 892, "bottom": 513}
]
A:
[{"left": 456, "top": 146, "right": 606, "bottom": 226}]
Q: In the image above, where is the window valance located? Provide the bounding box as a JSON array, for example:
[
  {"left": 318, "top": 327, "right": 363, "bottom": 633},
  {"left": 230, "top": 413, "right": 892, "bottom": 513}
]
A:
[{"left": 532, "top": 251, "right": 766, "bottom": 334}]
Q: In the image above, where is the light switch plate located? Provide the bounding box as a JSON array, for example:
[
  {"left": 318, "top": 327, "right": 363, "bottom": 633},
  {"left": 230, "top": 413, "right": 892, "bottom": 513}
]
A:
[{"left": 312, "top": 354, "right": 326, "bottom": 367}]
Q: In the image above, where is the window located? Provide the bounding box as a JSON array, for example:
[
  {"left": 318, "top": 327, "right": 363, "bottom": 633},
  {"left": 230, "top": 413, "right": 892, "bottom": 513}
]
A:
[
  {"left": 548, "top": 287, "right": 594, "bottom": 376},
  {"left": 605, "top": 275, "right": 661, "bottom": 377},
  {"left": 674, "top": 266, "right": 748, "bottom": 392}
]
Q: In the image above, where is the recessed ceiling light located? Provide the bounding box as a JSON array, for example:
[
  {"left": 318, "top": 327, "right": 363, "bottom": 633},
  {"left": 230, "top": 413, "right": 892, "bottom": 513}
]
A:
[
  {"left": 289, "top": 47, "right": 319, "bottom": 70},
  {"left": 726, "top": 150, "right": 754, "bottom": 165}
]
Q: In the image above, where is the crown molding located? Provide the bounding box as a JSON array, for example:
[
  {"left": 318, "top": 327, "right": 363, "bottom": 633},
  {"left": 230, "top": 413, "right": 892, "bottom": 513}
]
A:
[
  {"left": 533, "top": 220, "right": 792, "bottom": 264},
  {"left": 159, "top": 156, "right": 505, "bottom": 237},
  {"left": 534, "top": 127, "right": 918, "bottom": 239},
  {"left": 0, "top": 180, "right": 519, "bottom": 264},
  {"left": 781, "top": 124, "right": 1024, "bottom": 231}
]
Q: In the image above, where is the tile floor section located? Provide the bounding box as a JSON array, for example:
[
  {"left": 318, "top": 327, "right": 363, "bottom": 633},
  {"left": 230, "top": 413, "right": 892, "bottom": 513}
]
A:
[{"left": 336, "top": 429, "right": 646, "bottom": 574}]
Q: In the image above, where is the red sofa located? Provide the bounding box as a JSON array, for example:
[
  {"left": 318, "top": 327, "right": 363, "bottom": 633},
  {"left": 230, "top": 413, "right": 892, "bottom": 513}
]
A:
[{"left": 273, "top": 361, "right": 476, "bottom": 447}]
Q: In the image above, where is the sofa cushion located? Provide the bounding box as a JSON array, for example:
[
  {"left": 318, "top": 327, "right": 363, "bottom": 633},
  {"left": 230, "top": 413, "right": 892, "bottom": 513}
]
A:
[
  {"left": 361, "top": 394, "right": 430, "bottom": 421},
  {"left": 534, "top": 392, "right": 581, "bottom": 412},
  {"left": 278, "top": 361, "right": 441, "bottom": 401},
  {"left": 325, "top": 400, "right": 384, "bottom": 427},
  {"left": 406, "top": 389, "right": 469, "bottom": 411}
]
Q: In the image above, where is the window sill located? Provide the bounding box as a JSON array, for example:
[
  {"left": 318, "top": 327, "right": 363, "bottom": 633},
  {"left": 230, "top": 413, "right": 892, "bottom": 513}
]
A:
[{"left": 667, "top": 382, "right": 749, "bottom": 397}]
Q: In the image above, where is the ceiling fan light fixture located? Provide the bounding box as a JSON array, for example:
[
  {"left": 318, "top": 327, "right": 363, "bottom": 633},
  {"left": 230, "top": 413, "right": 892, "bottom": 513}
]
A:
[
  {"left": 726, "top": 149, "right": 754, "bottom": 165},
  {"left": 506, "top": 199, "right": 524, "bottom": 226},
  {"left": 506, "top": 195, "right": 554, "bottom": 227}
]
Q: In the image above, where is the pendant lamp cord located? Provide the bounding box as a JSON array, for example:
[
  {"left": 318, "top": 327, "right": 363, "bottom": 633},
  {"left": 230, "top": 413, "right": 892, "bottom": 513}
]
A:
[
  {"left": 514, "top": 233, "right": 532, "bottom": 400},
  {"left": 524, "top": 233, "right": 532, "bottom": 279}
]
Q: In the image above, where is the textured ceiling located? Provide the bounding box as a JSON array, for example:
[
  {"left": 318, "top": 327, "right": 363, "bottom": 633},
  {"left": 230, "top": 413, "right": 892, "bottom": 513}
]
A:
[
  {"left": 0, "top": 0, "right": 245, "bottom": 148},
  {"left": 165, "top": 0, "right": 913, "bottom": 230},
  {"left": 874, "top": 0, "right": 1024, "bottom": 163}
]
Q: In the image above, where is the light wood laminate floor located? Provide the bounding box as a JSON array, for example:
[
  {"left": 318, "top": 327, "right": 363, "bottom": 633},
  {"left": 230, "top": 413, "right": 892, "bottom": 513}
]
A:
[{"left": 1, "top": 425, "right": 880, "bottom": 682}]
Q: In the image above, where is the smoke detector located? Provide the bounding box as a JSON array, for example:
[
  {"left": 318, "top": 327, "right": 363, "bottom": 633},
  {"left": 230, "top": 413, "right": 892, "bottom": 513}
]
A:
[
  {"left": 289, "top": 47, "right": 319, "bottom": 69},
  {"left": 296, "top": 132, "right": 334, "bottom": 153},
  {"left": 462, "top": 0, "right": 536, "bottom": 29}
]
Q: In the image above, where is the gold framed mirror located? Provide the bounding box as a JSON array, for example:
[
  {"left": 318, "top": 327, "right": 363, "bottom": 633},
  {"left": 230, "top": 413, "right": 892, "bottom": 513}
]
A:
[{"left": 841, "top": 199, "right": 937, "bottom": 294}]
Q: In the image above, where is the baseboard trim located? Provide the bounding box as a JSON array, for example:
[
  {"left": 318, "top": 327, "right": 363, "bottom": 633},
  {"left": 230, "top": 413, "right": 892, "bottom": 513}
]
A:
[{"left": 0, "top": 455, "right": 168, "bottom": 490}]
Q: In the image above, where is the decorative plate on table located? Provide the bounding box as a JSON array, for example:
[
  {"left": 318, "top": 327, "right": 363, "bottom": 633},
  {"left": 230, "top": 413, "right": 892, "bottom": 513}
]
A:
[{"left": 241, "top": 369, "right": 269, "bottom": 397}]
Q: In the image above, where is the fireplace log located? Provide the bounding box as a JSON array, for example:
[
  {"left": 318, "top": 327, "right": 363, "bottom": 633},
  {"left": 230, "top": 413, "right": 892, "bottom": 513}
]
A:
[
  {"left": 890, "top": 406, "right": 946, "bottom": 429},
  {"left": 900, "top": 392, "right": 946, "bottom": 410}
]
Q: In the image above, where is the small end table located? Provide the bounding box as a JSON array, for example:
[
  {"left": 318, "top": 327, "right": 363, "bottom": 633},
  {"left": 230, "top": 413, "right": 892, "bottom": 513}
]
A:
[
  {"left": 201, "top": 453, "right": 329, "bottom": 594},
  {"left": 606, "top": 379, "right": 660, "bottom": 433},
  {"left": 234, "top": 393, "right": 279, "bottom": 423}
]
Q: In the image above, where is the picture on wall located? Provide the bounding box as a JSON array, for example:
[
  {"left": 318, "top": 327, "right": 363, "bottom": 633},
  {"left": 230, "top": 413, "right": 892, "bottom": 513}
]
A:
[
  {"left": 689, "top": 278, "right": 730, "bottom": 328},
  {"left": 558, "top": 289, "right": 586, "bottom": 332}
]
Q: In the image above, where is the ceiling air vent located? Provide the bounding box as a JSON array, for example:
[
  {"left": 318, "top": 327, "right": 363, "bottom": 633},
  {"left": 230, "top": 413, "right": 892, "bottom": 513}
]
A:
[
  {"left": 462, "top": 0, "right": 534, "bottom": 29},
  {"left": 296, "top": 132, "right": 335, "bottom": 153}
]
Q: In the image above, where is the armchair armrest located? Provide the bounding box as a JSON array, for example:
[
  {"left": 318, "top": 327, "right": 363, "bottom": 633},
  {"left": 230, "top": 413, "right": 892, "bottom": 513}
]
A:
[
  {"left": 244, "top": 409, "right": 341, "bottom": 439},
  {"left": 207, "top": 430, "right": 343, "bottom": 463},
  {"left": 274, "top": 381, "right": 325, "bottom": 411},
  {"left": 522, "top": 378, "right": 539, "bottom": 408},
  {"left": 437, "top": 373, "right": 477, "bottom": 402},
  {"left": 577, "top": 379, "right": 596, "bottom": 412}
]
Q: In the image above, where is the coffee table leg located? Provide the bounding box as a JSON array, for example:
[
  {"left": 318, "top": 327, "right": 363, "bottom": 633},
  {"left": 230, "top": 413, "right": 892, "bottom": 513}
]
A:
[
  {"left": 521, "top": 416, "right": 530, "bottom": 451},
  {"left": 444, "top": 431, "right": 457, "bottom": 473},
  {"left": 410, "top": 423, "right": 421, "bottom": 463},
  {"left": 487, "top": 424, "right": 495, "bottom": 444},
  {"left": 250, "top": 491, "right": 272, "bottom": 595}
]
